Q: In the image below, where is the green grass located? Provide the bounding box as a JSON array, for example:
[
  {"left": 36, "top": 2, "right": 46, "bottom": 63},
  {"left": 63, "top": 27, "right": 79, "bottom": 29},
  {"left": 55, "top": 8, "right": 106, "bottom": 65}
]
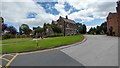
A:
[
  {"left": 2, "top": 35, "right": 84, "bottom": 53},
  {"left": 2, "top": 38, "right": 32, "bottom": 44}
]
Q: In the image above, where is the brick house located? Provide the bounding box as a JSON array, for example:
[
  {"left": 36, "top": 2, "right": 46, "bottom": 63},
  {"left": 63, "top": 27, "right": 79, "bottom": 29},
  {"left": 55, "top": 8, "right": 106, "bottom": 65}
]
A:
[
  {"left": 52, "top": 16, "right": 77, "bottom": 36},
  {"left": 107, "top": 1, "right": 120, "bottom": 36},
  {"left": 116, "top": 1, "right": 120, "bottom": 37},
  {"left": 107, "top": 12, "right": 118, "bottom": 36}
]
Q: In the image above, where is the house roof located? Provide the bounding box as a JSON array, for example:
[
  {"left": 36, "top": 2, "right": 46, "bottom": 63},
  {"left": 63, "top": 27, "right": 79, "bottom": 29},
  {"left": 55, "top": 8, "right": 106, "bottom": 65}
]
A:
[
  {"left": 61, "top": 17, "right": 76, "bottom": 24},
  {"left": 107, "top": 12, "right": 117, "bottom": 18},
  {"left": 52, "top": 20, "right": 58, "bottom": 24},
  {"left": 52, "top": 16, "right": 76, "bottom": 25}
]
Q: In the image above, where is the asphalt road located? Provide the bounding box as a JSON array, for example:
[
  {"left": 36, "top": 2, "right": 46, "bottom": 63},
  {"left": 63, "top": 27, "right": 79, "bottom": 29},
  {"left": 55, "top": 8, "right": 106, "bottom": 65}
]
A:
[
  {"left": 10, "top": 50, "right": 83, "bottom": 66},
  {"left": 62, "top": 35, "right": 118, "bottom": 66},
  {"left": 9, "top": 35, "right": 118, "bottom": 66}
]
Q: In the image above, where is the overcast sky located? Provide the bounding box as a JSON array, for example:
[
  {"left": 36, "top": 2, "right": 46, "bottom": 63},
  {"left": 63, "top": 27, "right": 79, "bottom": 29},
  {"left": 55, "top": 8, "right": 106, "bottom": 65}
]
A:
[{"left": 1, "top": 0, "right": 118, "bottom": 31}]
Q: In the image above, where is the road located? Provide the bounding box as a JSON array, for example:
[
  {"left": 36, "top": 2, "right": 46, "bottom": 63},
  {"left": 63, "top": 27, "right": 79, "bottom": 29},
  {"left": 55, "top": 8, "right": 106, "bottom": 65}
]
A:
[
  {"left": 3, "top": 35, "right": 118, "bottom": 66},
  {"left": 61, "top": 35, "right": 118, "bottom": 66}
]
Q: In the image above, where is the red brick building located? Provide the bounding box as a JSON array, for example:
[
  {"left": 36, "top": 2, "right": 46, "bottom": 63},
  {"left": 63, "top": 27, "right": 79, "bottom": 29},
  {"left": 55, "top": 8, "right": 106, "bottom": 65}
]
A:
[
  {"left": 107, "top": 1, "right": 120, "bottom": 36},
  {"left": 107, "top": 13, "right": 118, "bottom": 36},
  {"left": 116, "top": 1, "right": 120, "bottom": 37}
]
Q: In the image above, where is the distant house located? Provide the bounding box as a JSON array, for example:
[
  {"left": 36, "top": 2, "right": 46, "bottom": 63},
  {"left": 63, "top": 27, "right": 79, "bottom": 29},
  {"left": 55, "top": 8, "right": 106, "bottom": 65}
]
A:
[
  {"left": 52, "top": 16, "right": 77, "bottom": 36},
  {"left": 107, "top": 1, "right": 120, "bottom": 36}
]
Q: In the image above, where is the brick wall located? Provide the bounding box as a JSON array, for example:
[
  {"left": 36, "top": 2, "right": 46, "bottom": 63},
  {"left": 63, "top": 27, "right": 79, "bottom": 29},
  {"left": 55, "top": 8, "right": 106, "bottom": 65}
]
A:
[
  {"left": 107, "top": 13, "right": 118, "bottom": 36},
  {"left": 117, "top": 1, "right": 120, "bottom": 37}
]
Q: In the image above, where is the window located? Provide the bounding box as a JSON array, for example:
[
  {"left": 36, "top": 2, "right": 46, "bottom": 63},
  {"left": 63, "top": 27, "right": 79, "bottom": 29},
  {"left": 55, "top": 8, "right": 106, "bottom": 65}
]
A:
[{"left": 67, "top": 24, "right": 69, "bottom": 27}]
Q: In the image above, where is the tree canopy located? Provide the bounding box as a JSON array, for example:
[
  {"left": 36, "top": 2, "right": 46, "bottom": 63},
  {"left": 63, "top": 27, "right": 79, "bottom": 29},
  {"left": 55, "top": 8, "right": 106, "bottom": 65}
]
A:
[
  {"left": 88, "top": 22, "right": 107, "bottom": 34},
  {"left": 19, "top": 24, "right": 30, "bottom": 35},
  {"left": 76, "top": 23, "right": 87, "bottom": 34}
]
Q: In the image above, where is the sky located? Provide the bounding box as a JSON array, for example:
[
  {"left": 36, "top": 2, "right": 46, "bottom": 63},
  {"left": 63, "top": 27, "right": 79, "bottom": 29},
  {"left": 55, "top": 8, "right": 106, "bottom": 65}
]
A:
[{"left": 1, "top": 0, "right": 118, "bottom": 32}]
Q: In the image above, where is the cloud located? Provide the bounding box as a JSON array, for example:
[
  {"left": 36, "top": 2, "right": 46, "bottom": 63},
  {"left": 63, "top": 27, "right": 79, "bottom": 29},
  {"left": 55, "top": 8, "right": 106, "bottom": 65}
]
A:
[
  {"left": 2, "top": 0, "right": 59, "bottom": 27},
  {"left": 68, "top": 1, "right": 117, "bottom": 20},
  {"left": 1, "top": 0, "right": 33, "bottom": 2},
  {"left": 1, "top": 0, "right": 118, "bottom": 31}
]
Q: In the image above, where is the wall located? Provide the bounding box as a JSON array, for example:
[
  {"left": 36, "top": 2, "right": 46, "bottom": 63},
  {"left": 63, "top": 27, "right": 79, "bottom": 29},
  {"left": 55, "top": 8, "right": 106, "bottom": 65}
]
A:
[{"left": 107, "top": 13, "right": 118, "bottom": 36}]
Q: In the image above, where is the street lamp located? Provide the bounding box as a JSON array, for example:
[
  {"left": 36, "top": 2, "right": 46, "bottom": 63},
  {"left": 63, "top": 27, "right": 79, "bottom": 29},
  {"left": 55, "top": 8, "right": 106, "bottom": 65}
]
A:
[{"left": 36, "top": 33, "right": 38, "bottom": 47}]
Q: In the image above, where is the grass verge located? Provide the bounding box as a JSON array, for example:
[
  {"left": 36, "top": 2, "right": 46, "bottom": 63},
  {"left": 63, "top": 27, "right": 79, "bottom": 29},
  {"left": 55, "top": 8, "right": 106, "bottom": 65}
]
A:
[{"left": 2, "top": 35, "right": 84, "bottom": 53}]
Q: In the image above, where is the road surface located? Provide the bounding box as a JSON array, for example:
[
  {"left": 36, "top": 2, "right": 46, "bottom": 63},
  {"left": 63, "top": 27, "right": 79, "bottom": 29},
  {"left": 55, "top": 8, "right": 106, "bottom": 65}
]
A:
[{"left": 3, "top": 35, "right": 118, "bottom": 66}]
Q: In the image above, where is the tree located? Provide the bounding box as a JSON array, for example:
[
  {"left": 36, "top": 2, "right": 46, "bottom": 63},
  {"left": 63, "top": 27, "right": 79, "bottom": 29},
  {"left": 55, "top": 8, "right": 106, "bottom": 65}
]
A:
[
  {"left": 2, "top": 24, "right": 7, "bottom": 32},
  {"left": 100, "top": 22, "right": 107, "bottom": 34},
  {"left": 0, "top": 17, "right": 4, "bottom": 31},
  {"left": 88, "top": 21, "right": 107, "bottom": 35},
  {"left": 82, "top": 24, "right": 87, "bottom": 34},
  {"left": 51, "top": 24, "right": 62, "bottom": 33},
  {"left": 43, "top": 23, "right": 47, "bottom": 32},
  {"left": 96, "top": 26, "right": 100, "bottom": 34},
  {"left": 19, "top": 24, "right": 30, "bottom": 35},
  {"left": 76, "top": 23, "right": 83, "bottom": 34},
  {"left": 0, "top": 17, "right": 4, "bottom": 23},
  {"left": 34, "top": 27, "right": 44, "bottom": 34},
  {"left": 34, "top": 27, "right": 44, "bottom": 38},
  {"left": 6, "top": 26, "right": 17, "bottom": 34},
  {"left": 88, "top": 27, "right": 95, "bottom": 34}
]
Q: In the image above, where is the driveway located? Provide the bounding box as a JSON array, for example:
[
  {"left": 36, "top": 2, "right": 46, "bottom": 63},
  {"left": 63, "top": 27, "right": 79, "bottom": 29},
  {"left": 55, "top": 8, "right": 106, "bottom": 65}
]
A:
[{"left": 3, "top": 35, "right": 118, "bottom": 66}]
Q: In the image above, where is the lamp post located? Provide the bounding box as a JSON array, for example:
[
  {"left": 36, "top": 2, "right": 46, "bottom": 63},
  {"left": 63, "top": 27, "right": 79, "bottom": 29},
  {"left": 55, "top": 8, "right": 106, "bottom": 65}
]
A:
[{"left": 36, "top": 33, "right": 38, "bottom": 47}]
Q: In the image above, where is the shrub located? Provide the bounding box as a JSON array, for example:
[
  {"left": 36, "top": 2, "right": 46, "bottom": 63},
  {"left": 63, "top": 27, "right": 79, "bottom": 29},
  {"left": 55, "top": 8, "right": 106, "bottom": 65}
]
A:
[
  {"left": 44, "top": 33, "right": 63, "bottom": 38},
  {"left": 2, "top": 34, "right": 11, "bottom": 40}
]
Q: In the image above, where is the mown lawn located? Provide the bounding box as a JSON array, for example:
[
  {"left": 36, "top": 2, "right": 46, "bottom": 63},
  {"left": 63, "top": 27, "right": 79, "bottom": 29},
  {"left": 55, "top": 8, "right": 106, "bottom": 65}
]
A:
[
  {"left": 2, "top": 38, "right": 32, "bottom": 44},
  {"left": 2, "top": 35, "right": 84, "bottom": 53}
]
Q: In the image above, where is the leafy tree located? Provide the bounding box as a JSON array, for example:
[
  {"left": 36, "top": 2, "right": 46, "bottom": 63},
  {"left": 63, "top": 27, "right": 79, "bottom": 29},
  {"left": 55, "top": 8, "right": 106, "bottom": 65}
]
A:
[
  {"left": 19, "top": 24, "right": 30, "bottom": 35},
  {"left": 2, "top": 24, "right": 7, "bottom": 32},
  {"left": 100, "top": 22, "right": 107, "bottom": 34},
  {"left": 51, "top": 24, "right": 62, "bottom": 33},
  {"left": 34, "top": 27, "right": 44, "bottom": 34},
  {"left": 0, "top": 17, "right": 4, "bottom": 31},
  {"left": 6, "top": 26, "right": 17, "bottom": 34},
  {"left": 88, "top": 21, "right": 107, "bottom": 35},
  {"left": 82, "top": 24, "right": 87, "bottom": 34},
  {"left": 96, "top": 26, "right": 100, "bottom": 34},
  {"left": 0, "top": 17, "right": 4, "bottom": 23},
  {"left": 33, "top": 27, "right": 44, "bottom": 38},
  {"left": 43, "top": 23, "right": 47, "bottom": 32},
  {"left": 76, "top": 23, "right": 83, "bottom": 34},
  {"left": 88, "top": 27, "right": 95, "bottom": 34}
]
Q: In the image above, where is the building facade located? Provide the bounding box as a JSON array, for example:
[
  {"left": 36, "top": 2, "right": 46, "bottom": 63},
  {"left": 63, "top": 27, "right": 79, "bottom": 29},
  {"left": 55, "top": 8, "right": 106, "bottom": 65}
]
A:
[
  {"left": 117, "top": 1, "right": 120, "bottom": 37},
  {"left": 107, "top": 1, "right": 120, "bottom": 36},
  {"left": 107, "top": 13, "right": 118, "bottom": 36},
  {"left": 52, "top": 16, "right": 77, "bottom": 36}
]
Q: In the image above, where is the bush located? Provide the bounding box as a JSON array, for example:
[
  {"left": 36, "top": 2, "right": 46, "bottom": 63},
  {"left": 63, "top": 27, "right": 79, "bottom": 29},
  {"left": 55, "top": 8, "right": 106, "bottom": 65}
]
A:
[
  {"left": 2, "top": 34, "right": 11, "bottom": 40},
  {"left": 44, "top": 33, "right": 63, "bottom": 38}
]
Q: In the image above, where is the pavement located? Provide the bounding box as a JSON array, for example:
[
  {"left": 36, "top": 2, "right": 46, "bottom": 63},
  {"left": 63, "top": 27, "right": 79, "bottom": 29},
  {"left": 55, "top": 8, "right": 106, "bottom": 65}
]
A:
[{"left": 1, "top": 35, "right": 118, "bottom": 66}]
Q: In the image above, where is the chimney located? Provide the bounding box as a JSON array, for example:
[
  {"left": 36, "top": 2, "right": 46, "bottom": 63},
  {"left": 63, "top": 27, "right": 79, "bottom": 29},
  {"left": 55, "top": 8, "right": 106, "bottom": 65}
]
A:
[
  {"left": 66, "top": 15, "right": 68, "bottom": 19},
  {"left": 117, "top": 1, "right": 120, "bottom": 6}
]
